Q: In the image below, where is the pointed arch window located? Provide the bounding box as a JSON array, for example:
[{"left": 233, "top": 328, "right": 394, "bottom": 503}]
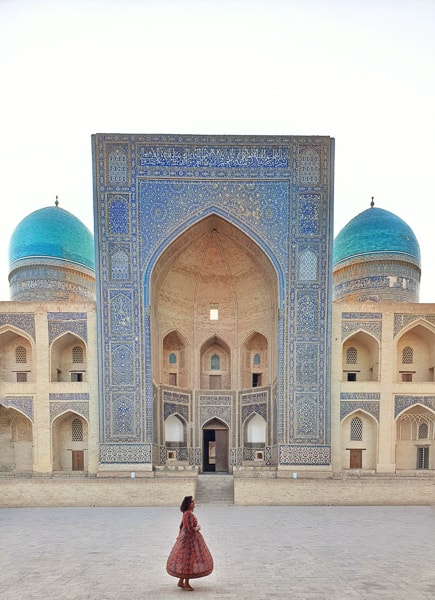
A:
[
  {"left": 169, "top": 352, "right": 177, "bottom": 364},
  {"left": 402, "top": 346, "right": 413, "bottom": 364},
  {"left": 210, "top": 354, "right": 220, "bottom": 370},
  {"left": 418, "top": 422, "right": 429, "bottom": 439},
  {"left": 346, "top": 347, "right": 357, "bottom": 364},
  {"left": 72, "top": 346, "right": 84, "bottom": 363},
  {"left": 71, "top": 418, "right": 83, "bottom": 441},
  {"left": 15, "top": 346, "right": 27, "bottom": 363},
  {"left": 253, "top": 353, "right": 261, "bottom": 366},
  {"left": 350, "top": 417, "right": 363, "bottom": 441}
]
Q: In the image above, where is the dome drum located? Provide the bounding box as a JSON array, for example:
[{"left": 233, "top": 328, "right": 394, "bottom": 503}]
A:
[{"left": 9, "top": 262, "right": 96, "bottom": 302}]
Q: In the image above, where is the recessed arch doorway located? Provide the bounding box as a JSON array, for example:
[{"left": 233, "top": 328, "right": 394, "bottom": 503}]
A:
[{"left": 203, "top": 418, "right": 229, "bottom": 472}]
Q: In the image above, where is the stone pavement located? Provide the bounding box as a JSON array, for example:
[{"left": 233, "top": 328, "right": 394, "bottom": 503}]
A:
[{"left": 0, "top": 504, "right": 434, "bottom": 600}]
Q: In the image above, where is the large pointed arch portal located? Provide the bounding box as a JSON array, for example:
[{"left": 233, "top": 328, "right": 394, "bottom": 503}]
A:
[{"left": 93, "top": 133, "right": 334, "bottom": 470}]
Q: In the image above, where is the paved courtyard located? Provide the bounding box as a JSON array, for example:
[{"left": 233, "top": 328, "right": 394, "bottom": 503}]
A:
[{"left": 0, "top": 504, "right": 434, "bottom": 599}]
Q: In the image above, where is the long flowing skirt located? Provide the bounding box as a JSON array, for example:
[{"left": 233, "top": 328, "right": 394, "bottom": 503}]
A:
[{"left": 166, "top": 529, "right": 214, "bottom": 579}]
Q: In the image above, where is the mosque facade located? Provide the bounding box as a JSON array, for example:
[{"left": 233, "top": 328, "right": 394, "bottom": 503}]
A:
[{"left": 0, "top": 133, "right": 434, "bottom": 491}]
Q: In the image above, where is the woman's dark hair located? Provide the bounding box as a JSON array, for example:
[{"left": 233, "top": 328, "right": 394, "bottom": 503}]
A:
[{"left": 180, "top": 496, "right": 193, "bottom": 512}]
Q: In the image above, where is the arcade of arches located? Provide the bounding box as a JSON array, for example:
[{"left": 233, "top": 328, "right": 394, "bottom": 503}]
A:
[
  {"left": 0, "top": 307, "right": 97, "bottom": 475},
  {"left": 1, "top": 299, "right": 435, "bottom": 474}
]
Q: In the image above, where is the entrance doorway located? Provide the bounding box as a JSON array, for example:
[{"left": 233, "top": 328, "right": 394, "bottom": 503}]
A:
[
  {"left": 203, "top": 418, "right": 229, "bottom": 472},
  {"left": 349, "top": 448, "right": 362, "bottom": 469},
  {"left": 72, "top": 450, "right": 84, "bottom": 471}
]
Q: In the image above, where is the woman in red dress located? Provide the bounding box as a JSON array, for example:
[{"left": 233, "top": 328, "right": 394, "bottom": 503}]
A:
[{"left": 166, "top": 496, "right": 214, "bottom": 591}]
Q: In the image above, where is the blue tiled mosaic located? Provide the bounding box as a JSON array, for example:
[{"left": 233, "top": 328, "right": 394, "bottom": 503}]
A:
[{"left": 92, "top": 134, "right": 334, "bottom": 466}]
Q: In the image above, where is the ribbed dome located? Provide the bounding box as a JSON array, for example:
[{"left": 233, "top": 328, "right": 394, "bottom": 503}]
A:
[
  {"left": 333, "top": 207, "right": 420, "bottom": 267},
  {"left": 9, "top": 206, "right": 95, "bottom": 270}
]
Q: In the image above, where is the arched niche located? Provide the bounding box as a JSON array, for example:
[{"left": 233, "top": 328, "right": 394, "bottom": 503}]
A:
[
  {"left": 0, "top": 404, "right": 33, "bottom": 472},
  {"left": 162, "top": 330, "right": 189, "bottom": 388},
  {"left": 164, "top": 414, "right": 188, "bottom": 462},
  {"left": 396, "top": 404, "right": 435, "bottom": 470},
  {"left": 0, "top": 328, "right": 34, "bottom": 384},
  {"left": 200, "top": 336, "right": 231, "bottom": 390},
  {"left": 150, "top": 214, "right": 278, "bottom": 392},
  {"left": 242, "top": 332, "right": 268, "bottom": 388},
  {"left": 51, "top": 333, "right": 87, "bottom": 383},
  {"left": 341, "top": 410, "right": 377, "bottom": 470},
  {"left": 342, "top": 330, "right": 380, "bottom": 382},
  {"left": 52, "top": 411, "right": 88, "bottom": 472},
  {"left": 396, "top": 322, "right": 435, "bottom": 383}
]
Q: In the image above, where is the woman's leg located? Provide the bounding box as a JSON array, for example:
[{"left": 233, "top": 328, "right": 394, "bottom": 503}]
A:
[
  {"left": 184, "top": 579, "right": 194, "bottom": 591},
  {"left": 177, "top": 578, "right": 185, "bottom": 588}
]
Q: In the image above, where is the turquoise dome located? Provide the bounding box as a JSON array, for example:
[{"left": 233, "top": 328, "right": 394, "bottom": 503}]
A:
[
  {"left": 333, "top": 207, "right": 420, "bottom": 267},
  {"left": 9, "top": 206, "right": 95, "bottom": 270}
]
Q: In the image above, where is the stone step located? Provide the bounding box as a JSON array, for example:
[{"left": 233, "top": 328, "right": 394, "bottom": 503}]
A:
[{"left": 195, "top": 474, "right": 234, "bottom": 505}]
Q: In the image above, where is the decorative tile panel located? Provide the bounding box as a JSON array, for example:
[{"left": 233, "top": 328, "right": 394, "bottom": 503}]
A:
[
  {"left": 50, "top": 401, "right": 89, "bottom": 422},
  {"left": 279, "top": 444, "right": 331, "bottom": 465},
  {"left": 108, "top": 194, "right": 130, "bottom": 234},
  {"left": 341, "top": 318, "right": 382, "bottom": 342},
  {"left": 295, "top": 393, "right": 318, "bottom": 438},
  {"left": 340, "top": 401, "right": 379, "bottom": 421},
  {"left": 100, "top": 443, "right": 152, "bottom": 464},
  {"left": 1, "top": 396, "right": 33, "bottom": 421},
  {"left": 298, "top": 194, "right": 320, "bottom": 235},
  {"left": 0, "top": 314, "right": 35, "bottom": 341},
  {"left": 48, "top": 312, "right": 87, "bottom": 344},
  {"left": 296, "top": 292, "right": 319, "bottom": 335},
  {"left": 395, "top": 395, "right": 435, "bottom": 418},
  {"left": 110, "top": 293, "right": 133, "bottom": 336},
  {"left": 394, "top": 314, "right": 435, "bottom": 337},
  {"left": 298, "top": 147, "right": 321, "bottom": 184}
]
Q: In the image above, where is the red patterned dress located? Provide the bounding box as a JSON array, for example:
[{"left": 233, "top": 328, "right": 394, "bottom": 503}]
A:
[{"left": 166, "top": 510, "right": 214, "bottom": 580}]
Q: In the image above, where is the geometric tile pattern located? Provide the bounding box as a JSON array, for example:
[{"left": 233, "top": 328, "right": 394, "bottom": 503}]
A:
[
  {"left": 341, "top": 316, "right": 382, "bottom": 342},
  {"left": 99, "top": 443, "right": 152, "bottom": 464},
  {"left": 0, "top": 313, "right": 35, "bottom": 341},
  {"left": 47, "top": 312, "right": 88, "bottom": 344},
  {"left": 1, "top": 396, "right": 33, "bottom": 421},
  {"left": 50, "top": 401, "right": 89, "bottom": 423},
  {"left": 279, "top": 444, "right": 331, "bottom": 465},
  {"left": 340, "top": 401, "right": 379, "bottom": 421},
  {"left": 393, "top": 313, "right": 435, "bottom": 337},
  {"left": 394, "top": 395, "right": 435, "bottom": 418}
]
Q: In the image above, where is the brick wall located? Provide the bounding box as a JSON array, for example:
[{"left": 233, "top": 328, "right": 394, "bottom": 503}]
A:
[
  {"left": 0, "top": 478, "right": 196, "bottom": 507},
  {"left": 234, "top": 477, "right": 435, "bottom": 506}
]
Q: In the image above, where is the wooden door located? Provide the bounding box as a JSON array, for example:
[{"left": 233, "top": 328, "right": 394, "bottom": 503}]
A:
[
  {"left": 215, "top": 429, "right": 229, "bottom": 472},
  {"left": 349, "top": 449, "right": 362, "bottom": 469},
  {"left": 72, "top": 450, "right": 84, "bottom": 471}
]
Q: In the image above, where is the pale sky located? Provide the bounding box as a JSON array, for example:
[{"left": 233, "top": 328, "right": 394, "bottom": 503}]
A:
[{"left": 1, "top": 0, "right": 434, "bottom": 301}]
